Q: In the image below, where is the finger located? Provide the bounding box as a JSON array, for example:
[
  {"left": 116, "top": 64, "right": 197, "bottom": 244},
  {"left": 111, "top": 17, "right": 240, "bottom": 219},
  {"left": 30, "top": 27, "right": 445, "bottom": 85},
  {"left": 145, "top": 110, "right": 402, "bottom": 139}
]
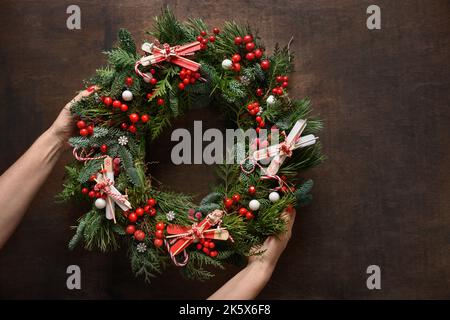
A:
[
  {"left": 281, "top": 207, "right": 296, "bottom": 231},
  {"left": 65, "top": 86, "right": 99, "bottom": 110}
]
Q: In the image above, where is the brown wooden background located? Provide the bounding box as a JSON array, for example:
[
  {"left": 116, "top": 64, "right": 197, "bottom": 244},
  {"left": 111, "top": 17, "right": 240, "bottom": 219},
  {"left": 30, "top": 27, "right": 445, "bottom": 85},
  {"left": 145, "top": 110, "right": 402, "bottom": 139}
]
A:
[{"left": 0, "top": 0, "right": 449, "bottom": 299}]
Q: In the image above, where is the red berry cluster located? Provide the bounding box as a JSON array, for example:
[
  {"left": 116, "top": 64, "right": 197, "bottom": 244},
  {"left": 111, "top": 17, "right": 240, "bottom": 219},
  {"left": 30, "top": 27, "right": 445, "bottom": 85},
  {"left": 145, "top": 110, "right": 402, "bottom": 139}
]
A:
[
  {"left": 178, "top": 68, "right": 201, "bottom": 91},
  {"left": 224, "top": 193, "right": 241, "bottom": 209},
  {"left": 153, "top": 221, "right": 165, "bottom": 248},
  {"left": 126, "top": 223, "right": 145, "bottom": 242},
  {"left": 196, "top": 27, "right": 220, "bottom": 50},
  {"left": 238, "top": 207, "right": 254, "bottom": 220},
  {"left": 196, "top": 239, "right": 218, "bottom": 258},
  {"left": 147, "top": 69, "right": 158, "bottom": 86},
  {"left": 232, "top": 34, "right": 270, "bottom": 71},
  {"left": 102, "top": 96, "right": 131, "bottom": 113},
  {"left": 76, "top": 120, "right": 94, "bottom": 137},
  {"left": 81, "top": 172, "right": 107, "bottom": 198},
  {"left": 120, "top": 112, "right": 151, "bottom": 134},
  {"left": 125, "top": 198, "right": 158, "bottom": 242}
]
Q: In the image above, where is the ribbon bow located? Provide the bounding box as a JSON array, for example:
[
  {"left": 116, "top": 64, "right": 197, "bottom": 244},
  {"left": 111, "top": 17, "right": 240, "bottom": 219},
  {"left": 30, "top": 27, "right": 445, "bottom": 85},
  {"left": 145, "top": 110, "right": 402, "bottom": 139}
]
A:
[
  {"left": 94, "top": 157, "right": 132, "bottom": 223},
  {"left": 252, "top": 120, "right": 318, "bottom": 176},
  {"left": 135, "top": 41, "right": 201, "bottom": 81},
  {"left": 165, "top": 210, "right": 230, "bottom": 266}
]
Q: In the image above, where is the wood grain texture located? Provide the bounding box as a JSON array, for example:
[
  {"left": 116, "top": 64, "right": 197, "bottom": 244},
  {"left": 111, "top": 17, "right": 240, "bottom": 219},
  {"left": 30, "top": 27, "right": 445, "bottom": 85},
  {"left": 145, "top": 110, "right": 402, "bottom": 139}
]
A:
[{"left": 0, "top": 0, "right": 449, "bottom": 299}]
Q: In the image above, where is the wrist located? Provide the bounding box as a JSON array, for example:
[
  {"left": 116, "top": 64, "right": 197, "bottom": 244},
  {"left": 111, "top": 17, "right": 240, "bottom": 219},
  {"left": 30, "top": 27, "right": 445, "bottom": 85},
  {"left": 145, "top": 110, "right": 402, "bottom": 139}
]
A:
[
  {"left": 247, "top": 258, "right": 276, "bottom": 279},
  {"left": 45, "top": 125, "right": 66, "bottom": 151}
]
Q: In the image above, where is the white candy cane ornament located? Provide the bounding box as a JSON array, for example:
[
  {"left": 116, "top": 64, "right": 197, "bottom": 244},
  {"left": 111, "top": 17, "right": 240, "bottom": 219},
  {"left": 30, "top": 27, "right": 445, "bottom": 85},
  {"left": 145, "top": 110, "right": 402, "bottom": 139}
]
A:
[{"left": 252, "top": 120, "right": 318, "bottom": 176}]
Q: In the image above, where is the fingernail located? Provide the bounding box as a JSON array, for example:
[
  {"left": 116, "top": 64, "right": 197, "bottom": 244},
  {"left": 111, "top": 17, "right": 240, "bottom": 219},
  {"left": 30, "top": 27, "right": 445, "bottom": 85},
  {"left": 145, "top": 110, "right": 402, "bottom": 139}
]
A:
[{"left": 87, "top": 85, "right": 95, "bottom": 92}]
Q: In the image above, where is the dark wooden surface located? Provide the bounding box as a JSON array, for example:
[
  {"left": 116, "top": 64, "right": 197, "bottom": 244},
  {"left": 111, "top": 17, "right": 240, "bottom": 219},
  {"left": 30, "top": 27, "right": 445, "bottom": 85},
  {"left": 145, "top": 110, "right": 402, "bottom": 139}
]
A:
[{"left": 0, "top": 0, "right": 449, "bottom": 299}]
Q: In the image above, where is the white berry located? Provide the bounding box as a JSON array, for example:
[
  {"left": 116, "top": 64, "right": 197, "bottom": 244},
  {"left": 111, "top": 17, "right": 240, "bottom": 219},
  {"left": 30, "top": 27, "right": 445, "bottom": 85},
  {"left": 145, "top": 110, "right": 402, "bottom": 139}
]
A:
[
  {"left": 95, "top": 198, "right": 107, "bottom": 209},
  {"left": 249, "top": 199, "right": 261, "bottom": 211},
  {"left": 221, "top": 59, "right": 233, "bottom": 70},
  {"left": 122, "top": 90, "right": 133, "bottom": 101},
  {"left": 266, "top": 95, "right": 276, "bottom": 106},
  {"left": 269, "top": 191, "right": 280, "bottom": 202}
]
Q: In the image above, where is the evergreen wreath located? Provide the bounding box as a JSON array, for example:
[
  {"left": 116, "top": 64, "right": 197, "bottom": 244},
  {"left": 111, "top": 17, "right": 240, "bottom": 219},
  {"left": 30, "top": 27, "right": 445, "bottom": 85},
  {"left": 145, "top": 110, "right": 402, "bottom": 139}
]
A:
[{"left": 58, "top": 9, "right": 324, "bottom": 283}]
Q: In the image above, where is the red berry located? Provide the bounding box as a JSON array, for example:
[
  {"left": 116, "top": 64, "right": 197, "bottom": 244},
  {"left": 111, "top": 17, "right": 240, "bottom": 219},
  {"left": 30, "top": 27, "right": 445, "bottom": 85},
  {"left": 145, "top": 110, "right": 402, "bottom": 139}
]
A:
[
  {"left": 149, "top": 208, "right": 156, "bottom": 216},
  {"left": 209, "top": 36, "right": 216, "bottom": 42},
  {"left": 201, "top": 38, "right": 208, "bottom": 45},
  {"left": 260, "top": 60, "right": 270, "bottom": 70},
  {"left": 76, "top": 120, "right": 86, "bottom": 129},
  {"left": 79, "top": 128, "right": 88, "bottom": 136},
  {"left": 196, "top": 35, "right": 203, "bottom": 42},
  {"left": 190, "top": 77, "right": 196, "bottom": 84},
  {"left": 156, "top": 222, "right": 165, "bottom": 230},
  {"left": 134, "top": 230, "right": 145, "bottom": 241},
  {"left": 246, "top": 212, "right": 254, "bottom": 220},
  {"left": 155, "top": 230, "right": 164, "bottom": 239},
  {"left": 112, "top": 100, "right": 121, "bottom": 108},
  {"left": 141, "top": 114, "right": 150, "bottom": 123},
  {"left": 146, "top": 93, "right": 153, "bottom": 100},
  {"left": 125, "top": 77, "right": 133, "bottom": 86},
  {"left": 256, "top": 88, "right": 264, "bottom": 96},
  {"left": 128, "top": 125, "right": 136, "bottom": 133},
  {"left": 283, "top": 76, "right": 289, "bottom": 82},
  {"left": 150, "top": 78, "right": 157, "bottom": 85},
  {"left": 87, "top": 125, "right": 94, "bottom": 135},
  {"left": 254, "top": 49, "right": 263, "bottom": 59},
  {"left": 239, "top": 207, "right": 247, "bottom": 216},
  {"left": 203, "top": 247, "right": 210, "bottom": 254},
  {"left": 256, "top": 127, "right": 261, "bottom": 134},
  {"left": 126, "top": 225, "right": 136, "bottom": 235},
  {"left": 246, "top": 52, "right": 255, "bottom": 61},
  {"left": 247, "top": 103, "right": 254, "bottom": 111},
  {"left": 200, "top": 30, "right": 207, "bottom": 36},
  {"left": 232, "top": 194, "right": 241, "bottom": 202},
  {"left": 100, "top": 144, "right": 108, "bottom": 153},
  {"left": 210, "top": 250, "right": 218, "bottom": 258},
  {"left": 150, "top": 69, "right": 156, "bottom": 75},
  {"left": 88, "top": 190, "right": 95, "bottom": 198},
  {"left": 144, "top": 205, "right": 151, "bottom": 212},
  {"left": 135, "top": 207, "right": 144, "bottom": 216},
  {"left": 128, "top": 213, "right": 137, "bottom": 223},
  {"left": 157, "top": 98, "right": 164, "bottom": 106},
  {"left": 196, "top": 244, "right": 203, "bottom": 250},
  {"left": 243, "top": 35, "right": 253, "bottom": 43},
  {"left": 208, "top": 242, "right": 215, "bottom": 249},
  {"left": 259, "top": 121, "right": 265, "bottom": 128},
  {"left": 213, "top": 27, "right": 220, "bottom": 34},
  {"left": 248, "top": 186, "right": 256, "bottom": 195},
  {"left": 233, "top": 63, "right": 241, "bottom": 72},
  {"left": 234, "top": 36, "right": 243, "bottom": 45},
  {"left": 183, "top": 78, "right": 190, "bottom": 85},
  {"left": 282, "top": 81, "right": 289, "bottom": 88},
  {"left": 120, "top": 122, "right": 128, "bottom": 130},
  {"left": 103, "top": 97, "right": 112, "bottom": 106},
  {"left": 178, "top": 83, "right": 185, "bottom": 90},
  {"left": 179, "top": 70, "right": 186, "bottom": 79},
  {"left": 147, "top": 198, "right": 156, "bottom": 207},
  {"left": 224, "top": 198, "right": 234, "bottom": 209},
  {"left": 255, "top": 116, "right": 262, "bottom": 123},
  {"left": 245, "top": 42, "right": 255, "bottom": 51},
  {"left": 154, "top": 239, "right": 163, "bottom": 248},
  {"left": 195, "top": 72, "right": 201, "bottom": 79},
  {"left": 129, "top": 113, "right": 139, "bottom": 123},
  {"left": 276, "top": 76, "right": 283, "bottom": 83},
  {"left": 200, "top": 43, "right": 207, "bottom": 50},
  {"left": 120, "top": 104, "right": 128, "bottom": 112},
  {"left": 232, "top": 54, "right": 241, "bottom": 63},
  {"left": 253, "top": 106, "right": 260, "bottom": 114},
  {"left": 81, "top": 187, "right": 89, "bottom": 194}
]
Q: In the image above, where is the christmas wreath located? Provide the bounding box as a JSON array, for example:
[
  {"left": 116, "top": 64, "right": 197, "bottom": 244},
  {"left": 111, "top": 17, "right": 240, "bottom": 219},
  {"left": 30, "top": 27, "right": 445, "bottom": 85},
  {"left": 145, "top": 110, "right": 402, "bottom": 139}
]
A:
[{"left": 58, "top": 9, "right": 324, "bottom": 282}]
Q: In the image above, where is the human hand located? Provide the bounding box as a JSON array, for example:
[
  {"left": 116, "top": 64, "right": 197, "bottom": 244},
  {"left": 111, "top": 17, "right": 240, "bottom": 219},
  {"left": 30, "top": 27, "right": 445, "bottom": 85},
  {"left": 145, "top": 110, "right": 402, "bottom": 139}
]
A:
[
  {"left": 47, "top": 86, "right": 98, "bottom": 147},
  {"left": 248, "top": 206, "right": 297, "bottom": 270}
]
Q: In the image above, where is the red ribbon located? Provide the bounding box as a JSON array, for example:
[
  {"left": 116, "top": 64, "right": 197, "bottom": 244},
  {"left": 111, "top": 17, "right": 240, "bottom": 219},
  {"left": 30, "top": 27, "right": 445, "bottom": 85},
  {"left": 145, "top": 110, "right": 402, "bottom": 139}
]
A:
[{"left": 135, "top": 41, "right": 202, "bottom": 80}]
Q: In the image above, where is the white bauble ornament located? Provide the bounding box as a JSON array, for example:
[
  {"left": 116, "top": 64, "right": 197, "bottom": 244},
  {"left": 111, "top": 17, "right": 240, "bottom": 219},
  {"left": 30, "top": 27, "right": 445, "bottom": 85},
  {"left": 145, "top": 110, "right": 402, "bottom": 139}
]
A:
[
  {"left": 269, "top": 191, "right": 280, "bottom": 202},
  {"left": 122, "top": 90, "right": 133, "bottom": 101},
  {"left": 95, "top": 198, "right": 107, "bottom": 209},
  {"left": 221, "top": 59, "right": 233, "bottom": 70},
  {"left": 249, "top": 199, "right": 261, "bottom": 211},
  {"left": 142, "top": 73, "right": 153, "bottom": 83},
  {"left": 266, "top": 95, "right": 276, "bottom": 106}
]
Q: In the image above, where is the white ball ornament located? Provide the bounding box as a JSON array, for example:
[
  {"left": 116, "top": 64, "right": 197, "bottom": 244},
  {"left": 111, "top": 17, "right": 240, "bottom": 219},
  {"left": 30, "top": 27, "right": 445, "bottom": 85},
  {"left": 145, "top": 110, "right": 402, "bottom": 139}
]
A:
[
  {"left": 266, "top": 95, "right": 276, "bottom": 106},
  {"left": 94, "top": 198, "right": 107, "bottom": 209},
  {"left": 269, "top": 191, "right": 280, "bottom": 203},
  {"left": 221, "top": 59, "right": 233, "bottom": 70},
  {"left": 122, "top": 89, "right": 133, "bottom": 101},
  {"left": 249, "top": 199, "right": 261, "bottom": 211}
]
